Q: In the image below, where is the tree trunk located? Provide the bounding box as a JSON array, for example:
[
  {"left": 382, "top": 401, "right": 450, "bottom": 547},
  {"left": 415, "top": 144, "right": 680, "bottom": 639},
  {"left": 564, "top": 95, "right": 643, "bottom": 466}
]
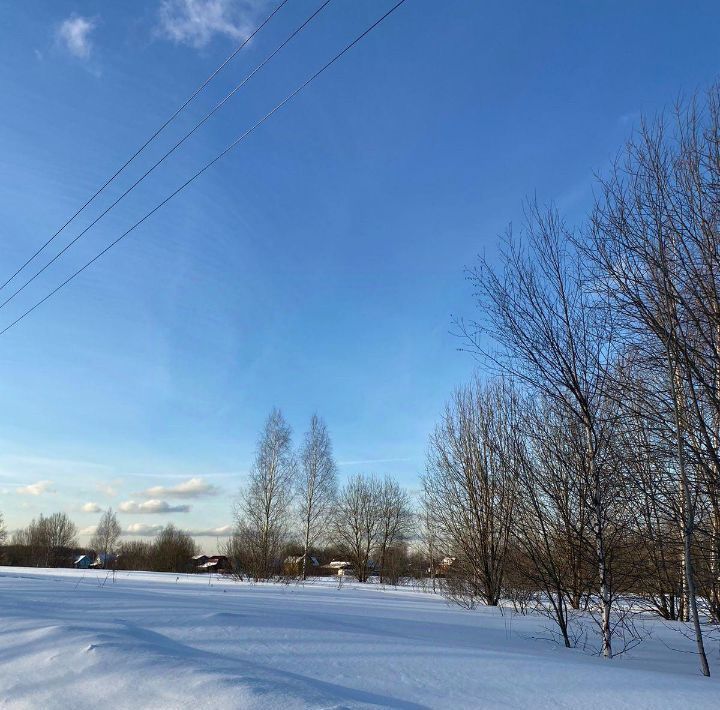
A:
[{"left": 668, "top": 354, "right": 711, "bottom": 676}]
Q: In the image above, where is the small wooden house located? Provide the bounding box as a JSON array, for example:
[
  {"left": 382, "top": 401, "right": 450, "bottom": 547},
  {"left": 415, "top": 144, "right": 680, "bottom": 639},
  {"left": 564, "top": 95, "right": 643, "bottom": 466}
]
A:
[
  {"left": 283, "top": 554, "right": 320, "bottom": 576},
  {"left": 322, "top": 560, "right": 353, "bottom": 576},
  {"left": 196, "top": 555, "right": 230, "bottom": 573},
  {"left": 191, "top": 554, "right": 209, "bottom": 568},
  {"left": 90, "top": 552, "right": 118, "bottom": 569},
  {"left": 74, "top": 554, "right": 93, "bottom": 569},
  {"left": 435, "top": 556, "right": 456, "bottom": 577}
]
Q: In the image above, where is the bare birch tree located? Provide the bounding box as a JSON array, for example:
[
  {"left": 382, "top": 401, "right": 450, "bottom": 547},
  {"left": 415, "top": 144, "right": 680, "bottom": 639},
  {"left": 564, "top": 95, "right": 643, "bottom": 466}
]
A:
[
  {"left": 460, "top": 204, "right": 621, "bottom": 656},
  {"left": 90, "top": 508, "right": 121, "bottom": 567},
  {"left": 297, "top": 414, "right": 337, "bottom": 580},
  {"left": 235, "top": 408, "right": 296, "bottom": 580},
  {"left": 587, "top": 92, "right": 720, "bottom": 674}
]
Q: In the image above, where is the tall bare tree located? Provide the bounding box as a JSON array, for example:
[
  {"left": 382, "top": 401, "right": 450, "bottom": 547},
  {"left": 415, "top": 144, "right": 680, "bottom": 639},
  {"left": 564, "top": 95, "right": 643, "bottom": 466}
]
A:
[
  {"left": 297, "top": 414, "right": 337, "bottom": 580},
  {"left": 587, "top": 92, "right": 720, "bottom": 674},
  {"left": 424, "top": 378, "right": 519, "bottom": 606},
  {"left": 90, "top": 508, "right": 121, "bottom": 567},
  {"left": 461, "top": 204, "right": 621, "bottom": 656},
  {"left": 376, "top": 476, "right": 413, "bottom": 584},
  {"left": 333, "top": 474, "right": 382, "bottom": 582},
  {"left": 235, "top": 408, "right": 296, "bottom": 580}
]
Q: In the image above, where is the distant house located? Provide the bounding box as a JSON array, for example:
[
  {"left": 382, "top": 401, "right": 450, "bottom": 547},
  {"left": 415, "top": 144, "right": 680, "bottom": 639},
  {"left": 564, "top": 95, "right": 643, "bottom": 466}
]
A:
[
  {"left": 74, "top": 554, "right": 93, "bottom": 570},
  {"left": 322, "top": 560, "right": 353, "bottom": 576},
  {"left": 191, "top": 554, "right": 209, "bottom": 567},
  {"left": 196, "top": 555, "right": 230, "bottom": 573},
  {"left": 90, "top": 552, "right": 118, "bottom": 569},
  {"left": 430, "top": 556, "right": 456, "bottom": 578},
  {"left": 283, "top": 554, "right": 320, "bottom": 576}
]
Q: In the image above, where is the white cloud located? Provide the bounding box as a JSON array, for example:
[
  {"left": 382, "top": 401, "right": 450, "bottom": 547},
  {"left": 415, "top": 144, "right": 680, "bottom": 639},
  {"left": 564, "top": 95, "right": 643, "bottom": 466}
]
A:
[
  {"left": 122, "top": 523, "right": 231, "bottom": 537},
  {"left": 140, "top": 477, "right": 219, "bottom": 499},
  {"left": 96, "top": 481, "right": 120, "bottom": 498},
  {"left": 119, "top": 499, "right": 191, "bottom": 514},
  {"left": 124, "top": 523, "right": 164, "bottom": 536},
  {"left": 57, "top": 16, "right": 97, "bottom": 59},
  {"left": 80, "top": 525, "right": 98, "bottom": 536},
  {"left": 16, "top": 480, "right": 54, "bottom": 496},
  {"left": 157, "top": 0, "right": 267, "bottom": 48},
  {"left": 191, "top": 525, "right": 233, "bottom": 537},
  {"left": 82, "top": 502, "right": 102, "bottom": 513}
]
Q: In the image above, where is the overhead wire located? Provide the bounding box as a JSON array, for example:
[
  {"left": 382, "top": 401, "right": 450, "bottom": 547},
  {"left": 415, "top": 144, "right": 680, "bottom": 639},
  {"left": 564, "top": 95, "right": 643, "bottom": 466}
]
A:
[
  {"left": 0, "top": 0, "right": 335, "bottom": 313},
  {"left": 0, "top": 0, "right": 291, "bottom": 292},
  {"left": 0, "top": 0, "right": 408, "bottom": 337}
]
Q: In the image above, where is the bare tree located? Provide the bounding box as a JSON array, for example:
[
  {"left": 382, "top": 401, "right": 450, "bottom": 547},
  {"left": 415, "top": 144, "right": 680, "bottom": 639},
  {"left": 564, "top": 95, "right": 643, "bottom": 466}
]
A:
[
  {"left": 116, "top": 540, "right": 154, "bottom": 571},
  {"left": 12, "top": 513, "right": 79, "bottom": 567},
  {"left": 152, "top": 524, "right": 197, "bottom": 572},
  {"left": 424, "top": 378, "right": 519, "bottom": 606},
  {"left": 235, "top": 408, "right": 296, "bottom": 580},
  {"left": 460, "top": 204, "right": 621, "bottom": 656},
  {"left": 376, "top": 476, "right": 413, "bottom": 584},
  {"left": 0, "top": 512, "right": 6, "bottom": 546},
  {"left": 511, "top": 398, "right": 595, "bottom": 647},
  {"left": 90, "top": 508, "right": 121, "bottom": 567},
  {"left": 418, "top": 493, "right": 441, "bottom": 592},
  {"left": 297, "top": 414, "right": 337, "bottom": 580},
  {"left": 587, "top": 92, "right": 720, "bottom": 674},
  {"left": 333, "top": 474, "right": 382, "bottom": 582}
]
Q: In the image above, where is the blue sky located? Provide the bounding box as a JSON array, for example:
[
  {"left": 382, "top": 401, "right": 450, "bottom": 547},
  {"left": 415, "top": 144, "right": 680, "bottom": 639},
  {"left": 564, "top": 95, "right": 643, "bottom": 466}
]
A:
[{"left": 0, "top": 0, "right": 718, "bottom": 546}]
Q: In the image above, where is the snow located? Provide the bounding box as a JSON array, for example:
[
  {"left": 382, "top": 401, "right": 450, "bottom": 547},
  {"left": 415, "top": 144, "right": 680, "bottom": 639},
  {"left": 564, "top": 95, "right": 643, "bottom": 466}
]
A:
[{"left": 0, "top": 568, "right": 718, "bottom": 709}]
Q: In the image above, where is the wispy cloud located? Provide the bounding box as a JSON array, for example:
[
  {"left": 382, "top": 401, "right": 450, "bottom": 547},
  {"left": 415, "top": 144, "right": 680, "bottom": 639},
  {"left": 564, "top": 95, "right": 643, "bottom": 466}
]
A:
[
  {"left": 139, "top": 477, "right": 219, "bottom": 499},
  {"left": 16, "top": 480, "right": 54, "bottom": 496},
  {"left": 96, "top": 481, "right": 120, "bottom": 498},
  {"left": 618, "top": 110, "right": 642, "bottom": 127},
  {"left": 124, "top": 523, "right": 164, "bottom": 536},
  {"left": 191, "top": 524, "right": 233, "bottom": 537},
  {"left": 156, "top": 0, "right": 268, "bottom": 48},
  {"left": 82, "top": 502, "right": 102, "bottom": 513},
  {"left": 122, "top": 523, "right": 232, "bottom": 537},
  {"left": 80, "top": 525, "right": 98, "bottom": 536},
  {"left": 57, "top": 15, "right": 97, "bottom": 59},
  {"left": 119, "top": 499, "right": 191, "bottom": 514}
]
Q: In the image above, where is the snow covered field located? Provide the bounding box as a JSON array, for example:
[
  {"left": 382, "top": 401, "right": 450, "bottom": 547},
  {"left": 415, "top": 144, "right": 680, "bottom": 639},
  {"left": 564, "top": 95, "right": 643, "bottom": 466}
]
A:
[{"left": 0, "top": 568, "right": 718, "bottom": 709}]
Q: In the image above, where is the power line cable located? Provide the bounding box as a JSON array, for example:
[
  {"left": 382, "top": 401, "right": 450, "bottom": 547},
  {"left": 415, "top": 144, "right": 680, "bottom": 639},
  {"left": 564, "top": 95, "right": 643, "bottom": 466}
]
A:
[
  {"left": 0, "top": 0, "right": 408, "bottom": 338},
  {"left": 0, "top": 0, "right": 291, "bottom": 292},
  {"left": 0, "top": 0, "right": 335, "bottom": 313}
]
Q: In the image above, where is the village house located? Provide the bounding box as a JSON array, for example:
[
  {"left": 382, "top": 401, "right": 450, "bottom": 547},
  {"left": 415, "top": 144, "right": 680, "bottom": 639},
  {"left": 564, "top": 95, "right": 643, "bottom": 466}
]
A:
[
  {"left": 74, "top": 554, "right": 93, "bottom": 570},
  {"left": 433, "top": 556, "right": 456, "bottom": 577},
  {"left": 191, "top": 554, "right": 209, "bottom": 567},
  {"left": 195, "top": 555, "right": 230, "bottom": 573},
  {"left": 321, "top": 560, "right": 353, "bottom": 576},
  {"left": 90, "top": 552, "right": 118, "bottom": 569},
  {"left": 282, "top": 554, "right": 320, "bottom": 576}
]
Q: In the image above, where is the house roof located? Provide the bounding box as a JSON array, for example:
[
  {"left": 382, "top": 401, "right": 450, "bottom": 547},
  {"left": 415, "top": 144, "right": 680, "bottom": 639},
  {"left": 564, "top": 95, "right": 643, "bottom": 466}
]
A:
[{"left": 284, "top": 555, "right": 320, "bottom": 566}]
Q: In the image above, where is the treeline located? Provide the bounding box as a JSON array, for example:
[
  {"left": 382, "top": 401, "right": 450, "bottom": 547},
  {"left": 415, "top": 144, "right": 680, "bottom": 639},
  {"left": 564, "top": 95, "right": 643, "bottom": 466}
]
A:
[
  {"left": 226, "top": 411, "right": 414, "bottom": 584},
  {"left": 2, "top": 512, "right": 82, "bottom": 568},
  {"left": 424, "top": 86, "right": 720, "bottom": 676},
  {"left": 115, "top": 525, "right": 198, "bottom": 572},
  {"left": 0, "top": 509, "right": 198, "bottom": 574}
]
